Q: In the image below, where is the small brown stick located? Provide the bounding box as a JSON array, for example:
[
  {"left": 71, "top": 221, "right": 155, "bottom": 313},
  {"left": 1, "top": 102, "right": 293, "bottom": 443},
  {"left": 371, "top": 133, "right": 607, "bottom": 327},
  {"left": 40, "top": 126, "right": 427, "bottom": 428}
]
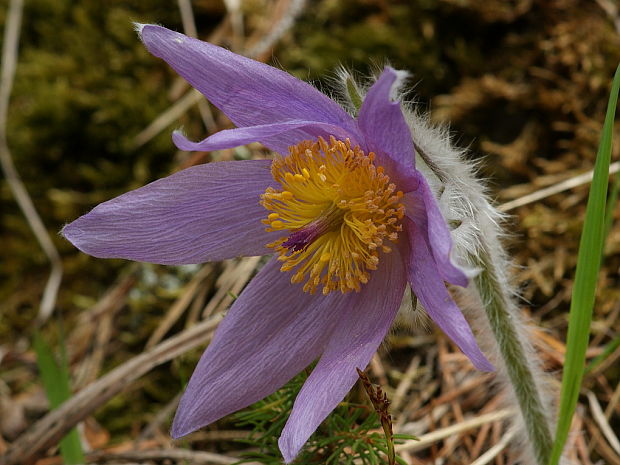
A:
[
  {"left": 0, "top": 315, "right": 222, "bottom": 465},
  {"left": 399, "top": 402, "right": 449, "bottom": 438},
  {"left": 468, "top": 394, "right": 504, "bottom": 458},
  {"left": 86, "top": 448, "right": 258, "bottom": 465},
  {"left": 605, "top": 379, "right": 620, "bottom": 418},
  {"left": 181, "top": 429, "right": 251, "bottom": 442},
  {"left": 395, "top": 409, "right": 514, "bottom": 453},
  {"left": 469, "top": 425, "right": 518, "bottom": 465},
  {"left": 135, "top": 392, "right": 181, "bottom": 443},
  {"left": 132, "top": 89, "right": 205, "bottom": 149},
  {"left": 177, "top": 0, "right": 198, "bottom": 38},
  {"left": 357, "top": 368, "right": 395, "bottom": 465},
  {"left": 177, "top": 0, "right": 216, "bottom": 130},
  {"left": 584, "top": 416, "right": 620, "bottom": 465},
  {"left": 186, "top": 275, "right": 213, "bottom": 327},
  {"left": 368, "top": 353, "right": 388, "bottom": 387},
  {"left": 564, "top": 408, "right": 586, "bottom": 465},
  {"left": 407, "top": 379, "right": 440, "bottom": 414},
  {"left": 498, "top": 161, "right": 620, "bottom": 212},
  {"left": 73, "top": 273, "right": 138, "bottom": 389},
  {"left": 590, "top": 342, "right": 620, "bottom": 377},
  {"left": 575, "top": 432, "right": 596, "bottom": 465},
  {"left": 414, "top": 372, "right": 492, "bottom": 418},
  {"left": 586, "top": 390, "right": 620, "bottom": 455},
  {"left": 391, "top": 355, "right": 420, "bottom": 412},
  {"left": 223, "top": 0, "right": 244, "bottom": 51},
  {"left": 440, "top": 352, "right": 474, "bottom": 454},
  {"left": 146, "top": 264, "right": 213, "bottom": 348},
  {"left": 244, "top": 0, "right": 307, "bottom": 60},
  {"left": 491, "top": 421, "right": 504, "bottom": 465},
  {"left": 591, "top": 301, "right": 620, "bottom": 346},
  {"left": 596, "top": 0, "right": 620, "bottom": 33},
  {"left": 202, "top": 256, "right": 261, "bottom": 318}
]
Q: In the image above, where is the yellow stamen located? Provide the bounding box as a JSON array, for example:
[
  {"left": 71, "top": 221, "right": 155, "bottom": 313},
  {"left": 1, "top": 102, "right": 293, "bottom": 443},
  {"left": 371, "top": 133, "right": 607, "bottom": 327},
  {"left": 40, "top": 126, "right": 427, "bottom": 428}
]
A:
[{"left": 260, "top": 136, "right": 405, "bottom": 294}]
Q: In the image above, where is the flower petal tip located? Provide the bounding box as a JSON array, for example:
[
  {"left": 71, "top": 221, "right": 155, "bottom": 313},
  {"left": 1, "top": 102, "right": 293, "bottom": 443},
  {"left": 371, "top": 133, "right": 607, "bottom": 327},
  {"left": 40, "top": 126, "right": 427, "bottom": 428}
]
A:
[
  {"left": 380, "top": 66, "right": 410, "bottom": 101},
  {"left": 476, "top": 357, "right": 495, "bottom": 373},
  {"left": 170, "top": 414, "right": 194, "bottom": 440},
  {"left": 59, "top": 223, "right": 71, "bottom": 240},
  {"left": 278, "top": 434, "right": 300, "bottom": 464},
  {"left": 60, "top": 222, "right": 81, "bottom": 249},
  {"left": 171, "top": 129, "right": 195, "bottom": 151},
  {"left": 133, "top": 22, "right": 147, "bottom": 35}
]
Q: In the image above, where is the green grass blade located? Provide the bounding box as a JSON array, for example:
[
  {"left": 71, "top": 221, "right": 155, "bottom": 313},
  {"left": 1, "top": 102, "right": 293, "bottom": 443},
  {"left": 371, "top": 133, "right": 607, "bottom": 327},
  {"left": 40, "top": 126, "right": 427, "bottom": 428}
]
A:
[
  {"left": 548, "top": 63, "right": 620, "bottom": 465},
  {"left": 604, "top": 168, "right": 618, "bottom": 235},
  {"left": 33, "top": 332, "right": 85, "bottom": 465}
]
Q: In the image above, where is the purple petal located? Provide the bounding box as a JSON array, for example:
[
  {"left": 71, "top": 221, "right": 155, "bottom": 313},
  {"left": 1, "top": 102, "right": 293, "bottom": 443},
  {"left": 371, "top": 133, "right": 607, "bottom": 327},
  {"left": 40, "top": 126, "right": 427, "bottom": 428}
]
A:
[
  {"left": 173, "top": 120, "right": 359, "bottom": 156},
  {"left": 405, "top": 218, "right": 494, "bottom": 372},
  {"left": 278, "top": 247, "right": 407, "bottom": 462},
  {"left": 62, "top": 160, "right": 278, "bottom": 265},
  {"left": 358, "top": 67, "right": 415, "bottom": 174},
  {"left": 403, "top": 172, "right": 468, "bottom": 287},
  {"left": 139, "top": 25, "right": 359, "bottom": 151},
  {"left": 171, "top": 257, "right": 352, "bottom": 437}
]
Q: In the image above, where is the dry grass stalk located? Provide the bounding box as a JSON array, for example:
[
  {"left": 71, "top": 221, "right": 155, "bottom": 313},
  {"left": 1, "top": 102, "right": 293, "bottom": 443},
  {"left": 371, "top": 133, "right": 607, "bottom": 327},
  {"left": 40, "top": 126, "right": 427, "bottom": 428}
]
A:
[
  {"left": 146, "top": 264, "right": 213, "bottom": 348},
  {"left": 499, "top": 160, "right": 620, "bottom": 212},
  {"left": 395, "top": 408, "right": 515, "bottom": 453},
  {"left": 86, "top": 448, "right": 258, "bottom": 465},
  {"left": 0, "top": 314, "right": 222, "bottom": 465}
]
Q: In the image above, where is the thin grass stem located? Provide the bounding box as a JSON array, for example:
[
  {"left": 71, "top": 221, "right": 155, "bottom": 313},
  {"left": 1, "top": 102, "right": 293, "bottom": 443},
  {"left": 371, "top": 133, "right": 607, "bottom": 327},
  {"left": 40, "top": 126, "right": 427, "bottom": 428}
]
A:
[{"left": 548, "top": 62, "right": 620, "bottom": 465}]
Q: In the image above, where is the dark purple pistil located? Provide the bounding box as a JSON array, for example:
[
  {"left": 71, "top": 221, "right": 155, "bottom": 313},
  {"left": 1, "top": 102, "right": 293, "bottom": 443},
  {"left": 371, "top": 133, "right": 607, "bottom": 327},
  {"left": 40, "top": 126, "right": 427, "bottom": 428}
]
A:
[
  {"left": 282, "top": 223, "right": 324, "bottom": 251},
  {"left": 281, "top": 205, "right": 343, "bottom": 252}
]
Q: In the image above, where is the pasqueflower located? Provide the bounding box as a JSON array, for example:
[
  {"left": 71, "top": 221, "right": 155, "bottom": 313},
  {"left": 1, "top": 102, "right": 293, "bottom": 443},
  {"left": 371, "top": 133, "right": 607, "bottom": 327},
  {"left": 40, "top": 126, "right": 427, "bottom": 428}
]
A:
[{"left": 63, "top": 25, "right": 493, "bottom": 462}]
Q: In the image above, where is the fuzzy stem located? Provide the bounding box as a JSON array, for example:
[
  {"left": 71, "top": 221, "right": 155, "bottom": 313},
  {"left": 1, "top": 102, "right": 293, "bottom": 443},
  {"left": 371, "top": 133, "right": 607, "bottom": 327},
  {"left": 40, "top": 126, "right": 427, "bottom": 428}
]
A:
[{"left": 472, "top": 247, "right": 553, "bottom": 465}]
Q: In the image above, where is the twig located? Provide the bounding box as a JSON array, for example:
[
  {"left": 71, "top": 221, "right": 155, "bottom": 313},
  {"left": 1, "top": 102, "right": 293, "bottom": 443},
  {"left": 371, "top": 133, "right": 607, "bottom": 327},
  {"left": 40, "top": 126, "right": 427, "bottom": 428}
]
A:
[
  {"left": 223, "top": 0, "right": 244, "bottom": 51},
  {"left": 395, "top": 408, "right": 515, "bottom": 453},
  {"left": 87, "top": 448, "right": 258, "bottom": 465},
  {"left": 0, "top": 314, "right": 222, "bottom": 465},
  {"left": 177, "top": 0, "right": 216, "bottom": 131},
  {"left": 146, "top": 264, "right": 212, "bottom": 348},
  {"left": 605, "top": 379, "right": 620, "bottom": 418},
  {"left": 468, "top": 426, "right": 517, "bottom": 465},
  {"left": 596, "top": 0, "right": 620, "bottom": 34},
  {"left": 73, "top": 273, "right": 138, "bottom": 389},
  {"left": 136, "top": 392, "right": 181, "bottom": 443},
  {"left": 131, "top": 88, "right": 204, "bottom": 150},
  {"left": 0, "top": 0, "right": 63, "bottom": 324},
  {"left": 587, "top": 390, "right": 620, "bottom": 454},
  {"left": 391, "top": 355, "right": 420, "bottom": 412},
  {"left": 499, "top": 161, "right": 620, "bottom": 212},
  {"left": 177, "top": 0, "right": 198, "bottom": 38},
  {"left": 202, "top": 256, "right": 261, "bottom": 318},
  {"left": 245, "top": 0, "right": 307, "bottom": 59},
  {"left": 584, "top": 415, "right": 620, "bottom": 465}
]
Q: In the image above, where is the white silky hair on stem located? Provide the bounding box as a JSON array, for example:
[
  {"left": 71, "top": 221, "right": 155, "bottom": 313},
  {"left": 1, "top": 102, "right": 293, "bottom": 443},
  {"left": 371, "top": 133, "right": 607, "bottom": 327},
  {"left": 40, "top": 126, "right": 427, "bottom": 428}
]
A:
[{"left": 332, "top": 67, "right": 569, "bottom": 465}]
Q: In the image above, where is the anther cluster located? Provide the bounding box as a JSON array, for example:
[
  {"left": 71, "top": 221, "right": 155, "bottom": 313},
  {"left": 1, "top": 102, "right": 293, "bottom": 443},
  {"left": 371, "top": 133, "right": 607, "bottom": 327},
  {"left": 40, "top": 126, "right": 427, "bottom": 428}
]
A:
[{"left": 262, "top": 136, "right": 405, "bottom": 295}]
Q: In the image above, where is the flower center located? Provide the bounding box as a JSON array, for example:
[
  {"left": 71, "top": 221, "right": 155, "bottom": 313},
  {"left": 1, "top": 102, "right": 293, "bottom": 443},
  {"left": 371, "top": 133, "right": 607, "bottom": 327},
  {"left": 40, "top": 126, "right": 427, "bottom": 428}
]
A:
[{"left": 261, "top": 136, "right": 405, "bottom": 295}]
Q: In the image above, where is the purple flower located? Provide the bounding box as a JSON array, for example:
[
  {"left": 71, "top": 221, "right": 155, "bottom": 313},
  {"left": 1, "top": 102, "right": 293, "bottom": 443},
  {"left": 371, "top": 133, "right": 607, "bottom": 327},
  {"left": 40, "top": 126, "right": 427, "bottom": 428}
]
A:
[{"left": 63, "top": 25, "right": 493, "bottom": 462}]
